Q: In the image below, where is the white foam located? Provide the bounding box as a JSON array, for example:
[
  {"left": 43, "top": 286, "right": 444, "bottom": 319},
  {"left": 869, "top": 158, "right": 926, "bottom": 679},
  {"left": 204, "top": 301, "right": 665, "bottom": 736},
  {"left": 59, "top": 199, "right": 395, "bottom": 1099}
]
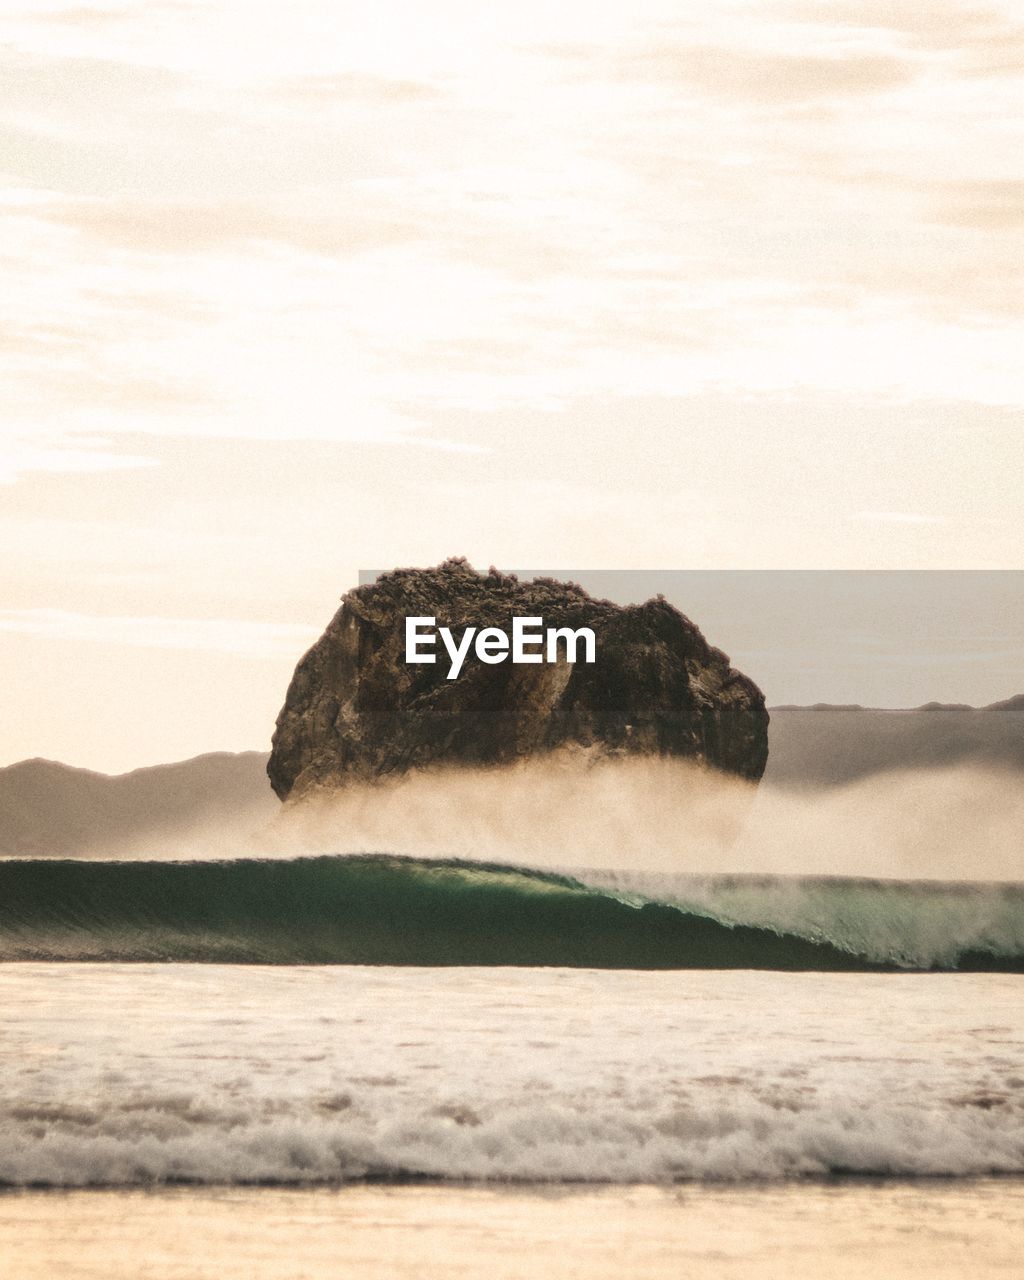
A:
[{"left": 2, "top": 965, "right": 1022, "bottom": 1185}]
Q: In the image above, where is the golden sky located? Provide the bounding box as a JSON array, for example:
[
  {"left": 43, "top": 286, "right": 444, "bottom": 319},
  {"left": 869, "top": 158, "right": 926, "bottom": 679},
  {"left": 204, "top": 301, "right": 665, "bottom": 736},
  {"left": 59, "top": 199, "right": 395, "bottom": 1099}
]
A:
[{"left": 1, "top": 1, "right": 1022, "bottom": 769}]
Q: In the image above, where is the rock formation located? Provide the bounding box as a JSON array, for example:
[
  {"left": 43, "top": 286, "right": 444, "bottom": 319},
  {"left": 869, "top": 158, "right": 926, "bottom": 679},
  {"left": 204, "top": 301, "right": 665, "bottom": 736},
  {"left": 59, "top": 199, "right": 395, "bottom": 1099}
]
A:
[{"left": 268, "top": 559, "right": 769, "bottom": 800}]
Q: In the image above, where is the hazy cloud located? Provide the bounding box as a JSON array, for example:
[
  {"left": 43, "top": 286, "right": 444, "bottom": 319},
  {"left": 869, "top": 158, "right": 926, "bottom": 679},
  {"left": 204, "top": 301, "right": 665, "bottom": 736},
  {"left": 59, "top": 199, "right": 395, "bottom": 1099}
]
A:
[
  {"left": 273, "top": 72, "right": 443, "bottom": 104},
  {"left": 0, "top": 609, "right": 318, "bottom": 658},
  {"left": 854, "top": 511, "right": 941, "bottom": 526},
  {"left": 927, "top": 179, "right": 1024, "bottom": 231},
  {"left": 0, "top": 435, "right": 158, "bottom": 484},
  {"left": 36, "top": 196, "right": 425, "bottom": 256},
  {"left": 615, "top": 46, "right": 917, "bottom": 102},
  {"left": 1, "top": 0, "right": 1021, "bottom": 765}
]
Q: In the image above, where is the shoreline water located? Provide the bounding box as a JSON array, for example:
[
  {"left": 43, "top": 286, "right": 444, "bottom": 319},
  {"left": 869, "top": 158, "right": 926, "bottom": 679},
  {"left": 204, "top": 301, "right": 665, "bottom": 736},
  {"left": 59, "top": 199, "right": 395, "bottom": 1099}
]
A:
[{"left": 3, "top": 1180, "right": 1023, "bottom": 1279}]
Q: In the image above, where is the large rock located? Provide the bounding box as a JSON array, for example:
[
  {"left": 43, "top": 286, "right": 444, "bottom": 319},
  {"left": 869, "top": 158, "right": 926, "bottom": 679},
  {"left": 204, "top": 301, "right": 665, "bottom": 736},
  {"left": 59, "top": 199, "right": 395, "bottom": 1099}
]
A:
[{"left": 268, "top": 560, "right": 769, "bottom": 800}]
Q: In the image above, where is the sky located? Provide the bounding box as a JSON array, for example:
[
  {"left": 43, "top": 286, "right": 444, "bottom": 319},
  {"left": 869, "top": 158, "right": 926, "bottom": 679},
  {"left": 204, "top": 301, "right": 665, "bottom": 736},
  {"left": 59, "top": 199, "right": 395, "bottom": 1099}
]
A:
[{"left": 1, "top": 0, "right": 1022, "bottom": 771}]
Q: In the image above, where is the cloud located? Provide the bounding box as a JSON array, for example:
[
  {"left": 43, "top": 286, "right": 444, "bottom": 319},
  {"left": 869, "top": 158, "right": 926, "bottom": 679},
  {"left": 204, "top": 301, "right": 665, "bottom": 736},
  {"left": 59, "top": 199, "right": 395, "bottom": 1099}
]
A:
[
  {"left": 927, "top": 180, "right": 1024, "bottom": 232},
  {"left": 37, "top": 5, "right": 194, "bottom": 30},
  {"left": 780, "top": 1, "right": 1024, "bottom": 79},
  {"left": 1, "top": 4, "right": 1021, "bottom": 462},
  {"left": 1, "top": 44, "right": 182, "bottom": 103},
  {"left": 616, "top": 46, "right": 917, "bottom": 102},
  {"left": 0, "top": 608, "right": 318, "bottom": 658},
  {"left": 782, "top": 2, "right": 1007, "bottom": 44},
  {"left": 272, "top": 72, "right": 442, "bottom": 105},
  {"left": 0, "top": 434, "right": 158, "bottom": 484},
  {"left": 34, "top": 196, "right": 425, "bottom": 257},
  {"left": 854, "top": 511, "right": 941, "bottom": 525}
]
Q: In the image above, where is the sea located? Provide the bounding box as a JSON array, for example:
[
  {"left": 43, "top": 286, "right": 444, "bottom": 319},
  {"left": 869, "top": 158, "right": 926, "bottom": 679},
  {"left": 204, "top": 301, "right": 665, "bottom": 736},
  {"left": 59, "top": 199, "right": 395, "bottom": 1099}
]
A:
[{"left": 2, "top": 855, "right": 1023, "bottom": 1277}]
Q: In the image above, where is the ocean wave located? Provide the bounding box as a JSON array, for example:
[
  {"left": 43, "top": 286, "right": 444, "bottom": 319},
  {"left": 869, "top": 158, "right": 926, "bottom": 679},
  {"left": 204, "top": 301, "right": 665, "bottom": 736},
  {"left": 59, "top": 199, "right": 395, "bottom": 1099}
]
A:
[
  {"left": 2, "top": 963, "right": 1023, "bottom": 1188},
  {"left": 1, "top": 854, "right": 1023, "bottom": 970},
  {"left": 4, "top": 1087, "right": 1024, "bottom": 1186}
]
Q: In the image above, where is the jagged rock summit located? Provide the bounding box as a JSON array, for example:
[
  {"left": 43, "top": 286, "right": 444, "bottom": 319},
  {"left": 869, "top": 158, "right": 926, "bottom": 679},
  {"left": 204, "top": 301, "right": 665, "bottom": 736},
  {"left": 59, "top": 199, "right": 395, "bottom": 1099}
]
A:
[{"left": 268, "top": 560, "right": 769, "bottom": 800}]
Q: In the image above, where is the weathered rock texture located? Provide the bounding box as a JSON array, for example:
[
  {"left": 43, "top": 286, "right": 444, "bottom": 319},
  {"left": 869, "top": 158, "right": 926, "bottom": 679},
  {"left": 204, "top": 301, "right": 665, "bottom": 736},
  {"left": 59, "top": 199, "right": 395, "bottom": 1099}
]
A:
[{"left": 268, "top": 560, "right": 769, "bottom": 800}]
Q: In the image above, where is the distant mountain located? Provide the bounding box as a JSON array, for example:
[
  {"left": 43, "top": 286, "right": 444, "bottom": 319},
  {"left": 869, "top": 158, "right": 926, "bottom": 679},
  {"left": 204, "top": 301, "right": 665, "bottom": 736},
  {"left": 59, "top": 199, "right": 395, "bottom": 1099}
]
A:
[
  {"left": 2, "top": 698, "right": 1022, "bottom": 855},
  {"left": 764, "top": 696, "right": 1024, "bottom": 789},
  {"left": 0, "top": 752, "right": 276, "bottom": 857}
]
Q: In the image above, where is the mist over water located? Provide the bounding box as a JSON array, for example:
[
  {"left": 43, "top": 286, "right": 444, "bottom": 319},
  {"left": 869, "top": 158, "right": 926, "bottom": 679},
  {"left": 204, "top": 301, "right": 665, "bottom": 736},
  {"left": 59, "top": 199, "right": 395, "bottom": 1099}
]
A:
[
  {"left": 253, "top": 755, "right": 1024, "bottom": 884},
  {"left": 70, "top": 752, "right": 1024, "bottom": 884}
]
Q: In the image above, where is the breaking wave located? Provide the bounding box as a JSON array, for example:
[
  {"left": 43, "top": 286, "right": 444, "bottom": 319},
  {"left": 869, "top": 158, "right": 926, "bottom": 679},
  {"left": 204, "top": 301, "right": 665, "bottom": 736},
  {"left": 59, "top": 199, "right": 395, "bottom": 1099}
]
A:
[
  {"left": 1, "top": 854, "right": 1022, "bottom": 970},
  {"left": 2, "top": 962, "right": 1024, "bottom": 1187}
]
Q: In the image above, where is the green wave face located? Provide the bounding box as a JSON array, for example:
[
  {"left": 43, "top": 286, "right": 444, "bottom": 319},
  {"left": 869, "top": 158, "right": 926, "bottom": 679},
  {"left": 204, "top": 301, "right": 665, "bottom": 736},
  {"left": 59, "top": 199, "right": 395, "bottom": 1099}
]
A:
[{"left": 1, "top": 855, "right": 1023, "bottom": 970}]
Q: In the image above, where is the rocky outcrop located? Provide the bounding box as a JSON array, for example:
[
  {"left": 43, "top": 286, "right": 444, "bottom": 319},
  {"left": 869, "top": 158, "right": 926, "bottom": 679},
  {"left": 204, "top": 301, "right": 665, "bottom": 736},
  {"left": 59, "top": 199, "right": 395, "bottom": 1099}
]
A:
[{"left": 268, "top": 560, "right": 769, "bottom": 800}]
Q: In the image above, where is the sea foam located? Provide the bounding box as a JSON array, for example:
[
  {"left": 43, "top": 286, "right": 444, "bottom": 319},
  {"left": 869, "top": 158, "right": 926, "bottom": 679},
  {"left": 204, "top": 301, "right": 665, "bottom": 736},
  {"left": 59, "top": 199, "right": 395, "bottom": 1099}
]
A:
[{"left": 2, "top": 965, "right": 1022, "bottom": 1186}]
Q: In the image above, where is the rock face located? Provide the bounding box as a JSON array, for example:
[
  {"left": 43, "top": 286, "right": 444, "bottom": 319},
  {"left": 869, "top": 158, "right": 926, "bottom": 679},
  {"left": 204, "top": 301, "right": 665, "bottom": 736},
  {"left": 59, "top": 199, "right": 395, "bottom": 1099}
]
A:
[{"left": 268, "top": 560, "right": 769, "bottom": 800}]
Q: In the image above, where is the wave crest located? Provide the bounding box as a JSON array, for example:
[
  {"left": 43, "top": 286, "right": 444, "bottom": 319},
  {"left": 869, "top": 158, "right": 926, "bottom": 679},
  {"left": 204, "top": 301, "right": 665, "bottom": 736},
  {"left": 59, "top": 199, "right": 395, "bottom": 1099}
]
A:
[{"left": 2, "top": 854, "right": 1023, "bottom": 970}]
